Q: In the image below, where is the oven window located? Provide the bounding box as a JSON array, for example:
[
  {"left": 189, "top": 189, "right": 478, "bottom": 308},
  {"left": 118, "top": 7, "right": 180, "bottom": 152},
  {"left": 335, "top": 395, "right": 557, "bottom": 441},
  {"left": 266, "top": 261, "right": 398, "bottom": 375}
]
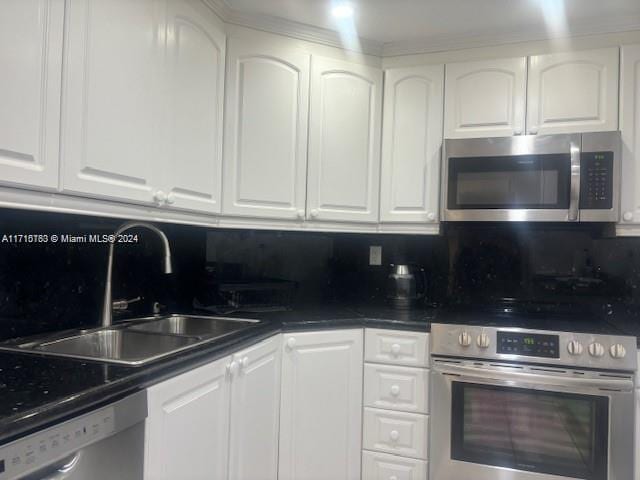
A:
[
  {"left": 447, "top": 154, "right": 571, "bottom": 209},
  {"left": 451, "top": 382, "right": 608, "bottom": 480}
]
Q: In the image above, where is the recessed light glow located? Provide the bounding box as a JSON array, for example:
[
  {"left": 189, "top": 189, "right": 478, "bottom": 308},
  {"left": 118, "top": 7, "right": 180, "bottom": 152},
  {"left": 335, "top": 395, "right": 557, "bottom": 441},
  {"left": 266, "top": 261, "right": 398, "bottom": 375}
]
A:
[{"left": 331, "top": 3, "right": 354, "bottom": 19}]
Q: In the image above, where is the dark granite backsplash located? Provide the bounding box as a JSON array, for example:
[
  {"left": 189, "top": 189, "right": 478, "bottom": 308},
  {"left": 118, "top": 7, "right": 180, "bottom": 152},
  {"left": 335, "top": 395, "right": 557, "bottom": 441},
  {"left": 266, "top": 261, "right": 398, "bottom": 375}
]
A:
[{"left": 2, "top": 207, "right": 640, "bottom": 341}]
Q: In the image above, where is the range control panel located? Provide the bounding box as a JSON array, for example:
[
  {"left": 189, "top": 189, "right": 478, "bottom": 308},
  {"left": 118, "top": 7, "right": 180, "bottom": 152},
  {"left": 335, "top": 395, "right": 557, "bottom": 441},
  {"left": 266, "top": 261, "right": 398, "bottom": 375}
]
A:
[
  {"left": 580, "top": 151, "right": 614, "bottom": 210},
  {"left": 0, "top": 407, "right": 114, "bottom": 479},
  {"left": 497, "top": 331, "right": 559, "bottom": 358}
]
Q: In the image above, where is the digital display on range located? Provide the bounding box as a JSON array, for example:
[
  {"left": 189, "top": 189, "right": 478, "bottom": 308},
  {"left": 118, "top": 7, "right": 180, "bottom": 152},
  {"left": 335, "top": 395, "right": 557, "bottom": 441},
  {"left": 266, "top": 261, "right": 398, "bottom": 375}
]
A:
[{"left": 497, "top": 332, "right": 560, "bottom": 358}]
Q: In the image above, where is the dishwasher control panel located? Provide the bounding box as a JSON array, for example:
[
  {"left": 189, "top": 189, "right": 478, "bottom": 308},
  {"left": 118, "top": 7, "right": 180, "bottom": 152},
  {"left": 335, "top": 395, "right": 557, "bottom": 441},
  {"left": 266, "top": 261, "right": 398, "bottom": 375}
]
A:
[{"left": 0, "top": 406, "right": 114, "bottom": 479}]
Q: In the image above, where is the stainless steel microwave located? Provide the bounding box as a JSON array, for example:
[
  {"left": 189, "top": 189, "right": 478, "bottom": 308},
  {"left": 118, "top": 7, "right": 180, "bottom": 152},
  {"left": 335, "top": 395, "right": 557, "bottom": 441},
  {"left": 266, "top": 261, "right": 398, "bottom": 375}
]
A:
[{"left": 441, "top": 132, "right": 621, "bottom": 222}]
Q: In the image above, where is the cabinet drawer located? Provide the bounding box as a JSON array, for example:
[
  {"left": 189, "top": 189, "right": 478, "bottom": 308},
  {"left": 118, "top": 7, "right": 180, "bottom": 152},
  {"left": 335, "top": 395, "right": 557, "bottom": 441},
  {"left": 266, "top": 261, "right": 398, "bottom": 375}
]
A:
[
  {"left": 362, "top": 450, "right": 427, "bottom": 480},
  {"left": 365, "top": 329, "right": 429, "bottom": 367},
  {"left": 363, "top": 408, "right": 428, "bottom": 460},
  {"left": 364, "top": 363, "right": 429, "bottom": 414}
]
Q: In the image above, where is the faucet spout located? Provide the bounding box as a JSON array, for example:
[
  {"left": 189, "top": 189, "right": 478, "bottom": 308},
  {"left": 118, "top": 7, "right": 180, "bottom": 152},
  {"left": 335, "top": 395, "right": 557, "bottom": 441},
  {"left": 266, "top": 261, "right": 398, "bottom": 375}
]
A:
[{"left": 101, "top": 222, "right": 173, "bottom": 328}]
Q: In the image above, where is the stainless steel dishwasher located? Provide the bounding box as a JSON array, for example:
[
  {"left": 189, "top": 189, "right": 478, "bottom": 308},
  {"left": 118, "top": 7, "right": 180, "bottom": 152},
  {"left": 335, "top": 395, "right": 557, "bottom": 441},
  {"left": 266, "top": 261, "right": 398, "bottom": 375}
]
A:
[{"left": 0, "top": 391, "right": 147, "bottom": 480}]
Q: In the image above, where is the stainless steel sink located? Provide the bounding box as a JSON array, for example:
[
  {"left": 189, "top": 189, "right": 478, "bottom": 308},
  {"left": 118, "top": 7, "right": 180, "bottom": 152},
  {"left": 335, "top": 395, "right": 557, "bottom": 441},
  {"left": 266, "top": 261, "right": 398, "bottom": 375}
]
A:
[
  {"left": 0, "top": 314, "right": 262, "bottom": 366},
  {"left": 127, "top": 315, "right": 260, "bottom": 337},
  {"left": 34, "top": 329, "right": 199, "bottom": 365}
]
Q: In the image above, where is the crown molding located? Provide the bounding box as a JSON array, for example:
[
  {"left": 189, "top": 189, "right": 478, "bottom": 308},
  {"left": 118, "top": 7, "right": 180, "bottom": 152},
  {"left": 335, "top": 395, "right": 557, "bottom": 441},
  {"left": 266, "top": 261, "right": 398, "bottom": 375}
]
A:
[
  {"left": 203, "top": 1, "right": 640, "bottom": 59},
  {"left": 380, "top": 15, "right": 640, "bottom": 57},
  {"left": 202, "top": 0, "right": 383, "bottom": 56}
]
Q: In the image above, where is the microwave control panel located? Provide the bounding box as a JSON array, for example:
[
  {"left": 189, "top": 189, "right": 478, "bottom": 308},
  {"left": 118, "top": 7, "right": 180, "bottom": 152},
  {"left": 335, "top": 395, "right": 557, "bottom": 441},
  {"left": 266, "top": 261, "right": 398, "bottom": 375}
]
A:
[
  {"left": 497, "top": 331, "right": 560, "bottom": 358},
  {"left": 579, "top": 151, "right": 613, "bottom": 210}
]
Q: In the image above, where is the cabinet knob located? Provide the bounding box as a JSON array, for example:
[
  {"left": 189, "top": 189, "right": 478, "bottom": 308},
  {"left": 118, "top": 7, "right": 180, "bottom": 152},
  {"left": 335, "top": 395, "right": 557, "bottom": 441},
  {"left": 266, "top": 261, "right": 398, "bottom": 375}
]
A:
[
  {"left": 166, "top": 192, "right": 175, "bottom": 205},
  {"left": 241, "top": 356, "right": 249, "bottom": 369},
  {"left": 529, "top": 126, "right": 539, "bottom": 135},
  {"left": 390, "top": 343, "right": 401, "bottom": 356},
  {"left": 310, "top": 209, "right": 319, "bottom": 218},
  {"left": 514, "top": 127, "right": 523, "bottom": 135},
  {"left": 227, "top": 360, "right": 239, "bottom": 376},
  {"left": 623, "top": 211, "right": 633, "bottom": 222},
  {"left": 389, "top": 430, "right": 400, "bottom": 442},
  {"left": 286, "top": 337, "right": 297, "bottom": 350},
  {"left": 297, "top": 210, "right": 305, "bottom": 219},
  {"left": 390, "top": 385, "right": 400, "bottom": 396},
  {"left": 154, "top": 190, "right": 166, "bottom": 204},
  {"left": 427, "top": 212, "right": 436, "bottom": 222}
]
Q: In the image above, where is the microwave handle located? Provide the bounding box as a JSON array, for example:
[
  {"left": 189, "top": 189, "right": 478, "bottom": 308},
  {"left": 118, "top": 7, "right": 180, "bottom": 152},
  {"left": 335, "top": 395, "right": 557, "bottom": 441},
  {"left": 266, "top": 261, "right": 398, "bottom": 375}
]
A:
[{"left": 568, "top": 140, "right": 581, "bottom": 221}]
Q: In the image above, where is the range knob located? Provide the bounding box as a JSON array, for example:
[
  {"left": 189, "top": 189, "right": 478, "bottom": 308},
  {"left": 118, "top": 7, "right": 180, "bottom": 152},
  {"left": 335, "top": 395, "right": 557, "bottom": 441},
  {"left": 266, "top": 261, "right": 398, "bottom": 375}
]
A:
[
  {"left": 476, "top": 333, "right": 491, "bottom": 349},
  {"left": 458, "top": 331, "right": 472, "bottom": 347},
  {"left": 588, "top": 342, "right": 605, "bottom": 357},
  {"left": 610, "top": 344, "right": 627, "bottom": 359},
  {"left": 567, "top": 340, "right": 584, "bottom": 356}
]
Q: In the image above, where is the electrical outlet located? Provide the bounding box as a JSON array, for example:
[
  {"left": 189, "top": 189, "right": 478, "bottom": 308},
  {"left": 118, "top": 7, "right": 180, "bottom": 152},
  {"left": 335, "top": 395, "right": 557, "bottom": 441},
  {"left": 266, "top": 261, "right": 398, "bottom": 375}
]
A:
[{"left": 369, "top": 246, "right": 382, "bottom": 266}]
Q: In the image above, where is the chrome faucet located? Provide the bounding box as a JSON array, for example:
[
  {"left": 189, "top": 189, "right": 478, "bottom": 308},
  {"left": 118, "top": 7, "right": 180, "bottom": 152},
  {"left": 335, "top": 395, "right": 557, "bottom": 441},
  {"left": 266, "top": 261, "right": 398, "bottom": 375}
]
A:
[{"left": 101, "top": 221, "right": 173, "bottom": 327}]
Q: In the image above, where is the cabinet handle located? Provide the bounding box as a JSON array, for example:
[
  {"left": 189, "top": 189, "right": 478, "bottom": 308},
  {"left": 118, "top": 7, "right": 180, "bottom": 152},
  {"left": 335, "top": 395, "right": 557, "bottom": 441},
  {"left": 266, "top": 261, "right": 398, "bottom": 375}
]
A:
[
  {"left": 390, "top": 385, "right": 400, "bottom": 396},
  {"left": 390, "top": 343, "right": 401, "bottom": 356},
  {"left": 153, "top": 190, "right": 166, "bottom": 204},
  {"left": 227, "top": 360, "right": 239, "bottom": 376},
  {"left": 514, "top": 127, "right": 523, "bottom": 135},
  {"left": 623, "top": 211, "right": 633, "bottom": 222},
  {"left": 297, "top": 210, "right": 305, "bottom": 219},
  {"left": 427, "top": 212, "right": 435, "bottom": 222},
  {"left": 310, "top": 209, "right": 319, "bottom": 218},
  {"left": 286, "top": 337, "right": 297, "bottom": 350},
  {"left": 389, "top": 430, "right": 400, "bottom": 442},
  {"left": 241, "top": 356, "right": 249, "bottom": 369},
  {"left": 166, "top": 192, "right": 175, "bottom": 205},
  {"left": 529, "top": 126, "right": 539, "bottom": 135}
]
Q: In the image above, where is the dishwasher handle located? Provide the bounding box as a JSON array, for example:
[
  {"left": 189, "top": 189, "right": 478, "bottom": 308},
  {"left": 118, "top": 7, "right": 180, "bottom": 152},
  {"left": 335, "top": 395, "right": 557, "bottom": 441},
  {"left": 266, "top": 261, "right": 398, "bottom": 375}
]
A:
[{"left": 32, "top": 451, "right": 82, "bottom": 480}]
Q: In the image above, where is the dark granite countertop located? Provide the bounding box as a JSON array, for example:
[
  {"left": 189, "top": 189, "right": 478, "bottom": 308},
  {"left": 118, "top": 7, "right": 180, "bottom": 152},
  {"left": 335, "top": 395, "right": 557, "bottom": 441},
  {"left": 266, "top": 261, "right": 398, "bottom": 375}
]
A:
[
  {"left": 0, "top": 306, "right": 433, "bottom": 446},
  {"left": 2, "top": 302, "right": 639, "bottom": 447}
]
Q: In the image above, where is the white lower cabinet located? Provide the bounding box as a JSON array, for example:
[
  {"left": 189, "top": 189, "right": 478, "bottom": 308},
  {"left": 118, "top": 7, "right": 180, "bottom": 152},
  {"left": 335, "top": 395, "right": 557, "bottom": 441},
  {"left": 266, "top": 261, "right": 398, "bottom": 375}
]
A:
[
  {"left": 362, "top": 450, "right": 428, "bottom": 480},
  {"left": 636, "top": 387, "right": 639, "bottom": 480},
  {"left": 363, "top": 329, "right": 430, "bottom": 479},
  {"left": 144, "top": 335, "right": 281, "bottom": 480},
  {"left": 279, "top": 329, "right": 364, "bottom": 480},
  {"left": 144, "top": 355, "right": 231, "bottom": 480}
]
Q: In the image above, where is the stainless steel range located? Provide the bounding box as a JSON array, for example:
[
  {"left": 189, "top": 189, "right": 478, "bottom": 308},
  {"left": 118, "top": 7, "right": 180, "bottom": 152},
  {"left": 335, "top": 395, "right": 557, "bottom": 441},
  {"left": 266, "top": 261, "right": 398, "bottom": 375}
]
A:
[{"left": 430, "top": 323, "right": 637, "bottom": 480}]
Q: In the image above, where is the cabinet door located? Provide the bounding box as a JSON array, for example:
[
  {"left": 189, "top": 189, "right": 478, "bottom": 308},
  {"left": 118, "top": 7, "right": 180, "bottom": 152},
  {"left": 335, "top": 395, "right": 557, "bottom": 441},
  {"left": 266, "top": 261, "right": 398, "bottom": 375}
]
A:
[
  {"left": 145, "top": 355, "right": 231, "bottom": 480},
  {"left": 228, "top": 335, "right": 282, "bottom": 480},
  {"left": 223, "top": 38, "right": 310, "bottom": 220},
  {"left": 279, "top": 329, "right": 363, "bottom": 480},
  {"left": 527, "top": 47, "right": 619, "bottom": 135},
  {"left": 163, "top": 0, "right": 225, "bottom": 213},
  {"left": 307, "top": 57, "right": 383, "bottom": 223},
  {"left": 444, "top": 57, "right": 526, "bottom": 138},
  {"left": 380, "top": 65, "right": 444, "bottom": 223},
  {"left": 0, "top": 0, "right": 64, "bottom": 191},
  {"left": 61, "top": 0, "right": 164, "bottom": 204},
  {"left": 620, "top": 45, "right": 640, "bottom": 225}
]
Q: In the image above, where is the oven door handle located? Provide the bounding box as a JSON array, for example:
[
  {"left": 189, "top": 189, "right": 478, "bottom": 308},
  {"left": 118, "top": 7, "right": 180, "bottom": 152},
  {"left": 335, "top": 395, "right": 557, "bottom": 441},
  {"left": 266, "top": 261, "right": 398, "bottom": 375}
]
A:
[{"left": 434, "top": 362, "right": 634, "bottom": 392}]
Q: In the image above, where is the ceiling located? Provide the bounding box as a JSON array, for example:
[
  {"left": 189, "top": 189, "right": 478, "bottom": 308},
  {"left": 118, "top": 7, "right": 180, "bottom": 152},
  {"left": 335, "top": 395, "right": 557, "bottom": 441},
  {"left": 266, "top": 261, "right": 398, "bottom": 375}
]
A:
[{"left": 222, "top": 0, "right": 640, "bottom": 53}]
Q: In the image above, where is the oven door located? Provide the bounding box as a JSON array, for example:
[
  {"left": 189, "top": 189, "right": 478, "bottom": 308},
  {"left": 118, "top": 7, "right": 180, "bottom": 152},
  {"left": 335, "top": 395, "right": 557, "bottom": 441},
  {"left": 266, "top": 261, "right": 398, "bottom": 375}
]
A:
[
  {"left": 430, "top": 359, "right": 635, "bottom": 480},
  {"left": 442, "top": 134, "right": 581, "bottom": 222}
]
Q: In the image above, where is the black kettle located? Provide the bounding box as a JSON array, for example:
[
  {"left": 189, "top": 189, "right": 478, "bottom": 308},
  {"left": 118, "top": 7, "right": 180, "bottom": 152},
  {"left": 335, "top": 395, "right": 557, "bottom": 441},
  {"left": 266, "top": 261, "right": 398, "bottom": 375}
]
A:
[{"left": 387, "top": 264, "right": 427, "bottom": 309}]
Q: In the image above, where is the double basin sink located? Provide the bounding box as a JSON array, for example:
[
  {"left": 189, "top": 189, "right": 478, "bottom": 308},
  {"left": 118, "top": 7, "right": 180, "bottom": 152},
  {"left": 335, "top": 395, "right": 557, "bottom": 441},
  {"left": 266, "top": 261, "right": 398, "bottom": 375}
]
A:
[{"left": 0, "top": 315, "right": 262, "bottom": 366}]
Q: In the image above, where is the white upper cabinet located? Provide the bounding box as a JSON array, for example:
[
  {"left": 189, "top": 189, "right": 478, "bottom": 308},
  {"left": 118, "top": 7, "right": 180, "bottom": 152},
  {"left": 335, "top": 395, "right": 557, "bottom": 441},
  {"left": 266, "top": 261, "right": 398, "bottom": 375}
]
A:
[
  {"left": 620, "top": 44, "right": 640, "bottom": 225},
  {"left": 223, "top": 38, "right": 310, "bottom": 220},
  {"left": 228, "top": 335, "right": 282, "bottom": 480},
  {"left": 380, "top": 65, "right": 444, "bottom": 223},
  {"left": 145, "top": 355, "right": 231, "bottom": 480},
  {"left": 279, "top": 329, "right": 363, "bottom": 480},
  {"left": 61, "top": 0, "right": 164, "bottom": 204},
  {"left": 0, "top": 0, "right": 64, "bottom": 191},
  {"left": 444, "top": 57, "right": 526, "bottom": 138},
  {"left": 307, "top": 57, "right": 383, "bottom": 223},
  {"left": 527, "top": 47, "right": 619, "bottom": 135},
  {"left": 162, "top": 0, "right": 225, "bottom": 214}
]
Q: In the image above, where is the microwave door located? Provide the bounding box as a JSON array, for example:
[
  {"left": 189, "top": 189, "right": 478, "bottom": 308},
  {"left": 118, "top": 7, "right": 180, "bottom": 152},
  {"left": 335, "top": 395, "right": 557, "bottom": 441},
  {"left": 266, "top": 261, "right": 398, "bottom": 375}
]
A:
[{"left": 442, "top": 134, "right": 581, "bottom": 222}]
